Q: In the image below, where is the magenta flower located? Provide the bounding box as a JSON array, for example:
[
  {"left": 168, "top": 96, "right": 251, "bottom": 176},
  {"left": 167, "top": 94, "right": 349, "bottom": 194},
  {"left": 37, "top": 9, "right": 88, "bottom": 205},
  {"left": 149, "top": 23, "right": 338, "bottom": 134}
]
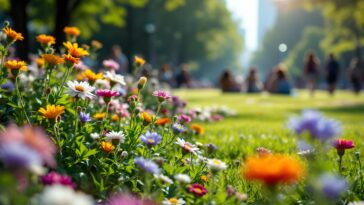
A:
[
  {"left": 178, "top": 114, "right": 191, "bottom": 124},
  {"left": 152, "top": 90, "right": 171, "bottom": 102},
  {"left": 40, "top": 171, "right": 76, "bottom": 189},
  {"left": 103, "top": 59, "right": 119, "bottom": 71},
  {"left": 107, "top": 193, "right": 156, "bottom": 205},
  {"left": 96, "top": 89, "right": 119, "bottom": 103},
  {"left": 334, "top": 139, "right": 355, "bottom": 150},
  {"left": 188, "top": 183, "right": 208, "bottom": 197}
]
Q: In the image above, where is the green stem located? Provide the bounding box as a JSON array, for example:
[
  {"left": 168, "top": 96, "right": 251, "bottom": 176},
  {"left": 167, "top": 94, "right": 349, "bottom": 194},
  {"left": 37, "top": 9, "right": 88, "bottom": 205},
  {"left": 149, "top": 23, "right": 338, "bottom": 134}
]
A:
[
  {"left": 15, "top": 76, "right": 31, "bottom": 125},
  {"left": 55, "top": 65, "right": 73, "bottom": 101},
  {"left": 338, "top": 155, "right": 343, "bottom": 174}
]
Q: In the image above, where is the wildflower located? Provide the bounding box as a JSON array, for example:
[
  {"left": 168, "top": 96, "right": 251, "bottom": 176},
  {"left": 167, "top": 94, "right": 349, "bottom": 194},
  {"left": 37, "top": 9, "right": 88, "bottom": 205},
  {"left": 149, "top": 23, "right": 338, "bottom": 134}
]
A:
[
  {"left": 174, "top": 174, "right": 190, "bottom": 184},
  {"left": 82, "top": 69, "right": 103, "bottom": 84},
  {"left": 36, "top": 34, "right": 56, "bottom": 46},
  {"left": 42, "top": 54, "right": 65, "bottom": 65},
  {"left": 205, "top": 143, "right": 218, "bottom": 154},
  {"left": 191, "top": 124, "right": 205, "bottom": 135},
  {"left": 178, "top": 114, "right": 191, "bottom": 124},
  {"left": 154, "top": 174, "right": 173, "bottom": 185},
  {"left": 3, "top": 26, "right": 23, "bottom": 42},
  {"left": 140, "top": 131, "right": 162, "bottom": 146},
  {"left": 188, "top": 184, "right": 208, "bottom": 197},
  {"left": 105, "top": 131, "right": 125, "bottom": 143},
  {"left": 40, "top": 171, "right": 76, "bottom": 189},
  {"left": 96, "top": 89, "right": 119, "bottom": 98},
  {"left": 91, "top": 40, "right": 102, "bottom": 49},
  {"left": 63, "top": 26, "right": 81, "bottom": 36},
  {"left": 103, "top": 59, "right": 119, "bottom": 70},
  {"left": 93, "top": 112, "right": 106, "bottom": 120},
  {"left": 37, "top": 58, "right": 45, "bottom": 68},
  {"left": 66, "top": 81, "right": 95, "bottom": 100},
  {"left": 4, "top": 60, "right": 27, "bottom": 74},
  {"left": 36, "top": 184, "right": 94, "bottom": 205},
  {"left": 243, "top": 154, "right": 304, "bottom": 186},
  {"left": 138, "top": 76, "right": 147, "bottom": 90},
  {"left": 63, "top": 42, "right": 89, "bottom": 58},
  {"left": 256, "top": 147, "right": 272, "bottom": 156},
  {"left": 334, "top": 138, "right": 354, "bottom": 156},
  {"left": 207, "top": 159, "right": 227, "bottom": 172},
  {"left": 107, "top": 193, "right": 156, "bottom": 205},
  {"left": 318, "top": 173, "right": 348, "bottom": 199},
  {"left": 141, "top": 111, "right": 153, "bottom": 124},
  {"left": 100, "top": 141, "right": 114, "bottom": 153},
  {"left": 63, "top": 54, "right": 80, "bottom": 65},
  {"left": 79, "top": 112, "right": 92, "bottom": 123},
  {"left": 201, "top": 175, "right": 208, "bottom": 182},
  {"left": 153, "top": 90, "right": 172, "bottom": 102},
  {"left": 111, "top": 114, "right": 119, "bottom": 121},
  {"left": 134, "top": 56, "right": 146, "bottom": 66},
  {"left": 226, "top": 185, "right": 235, "bottom": 197},
  {"left": 176, "top": 138, "right": 199, "bottom": 155},
  {"left": 288, "top": 110, "right": 341, "bottom": 141},
  {"left": 135, "top": 157, "right": 160, "bottom": 174},
  {"left": 162, "top": 198, "right": 186, "bottom": 205},
  {"left": 90, "top": 133, "right": 100, "bottom": 140},
  {"left": 172, "top": 123, "right": 185, "bottom": 133},
  {"left": 38, "top": 105, "right": 65, "bottom": 119},
  {"left": 105, "top": 71, "right": 126, "bottom": 86},
  {"left": 156, "top": 118, "right": 171, "bottom": 126}
]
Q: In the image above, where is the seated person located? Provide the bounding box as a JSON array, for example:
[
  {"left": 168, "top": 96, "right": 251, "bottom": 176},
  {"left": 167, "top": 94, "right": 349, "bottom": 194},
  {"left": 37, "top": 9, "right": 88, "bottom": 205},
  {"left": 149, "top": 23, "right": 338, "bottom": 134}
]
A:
[
  {"left": 219, "top": 69, "right": 241, "bottom": 92},
  {"left": 245, "top": 67, "right": 262, "bottom": 93},
  {"left": 267, "top": 65, "right": 292, "bottom": 95}
]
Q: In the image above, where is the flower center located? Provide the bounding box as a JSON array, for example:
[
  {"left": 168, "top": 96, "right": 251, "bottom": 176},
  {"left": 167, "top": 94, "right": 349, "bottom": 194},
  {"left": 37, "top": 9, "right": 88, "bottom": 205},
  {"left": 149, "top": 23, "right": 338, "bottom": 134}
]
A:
[
  {"left": 183, "top": 144, "right": 192, "bottom": 151},
  {"left": 194, "top": 188, "right": 202, "bottom": 194},
  {"left": 213, "top": 159, "right": 222, "bottom": 165},
  {"left": 75, "top": 85, "right": 85, "bottom": 92},
  {"left": 169, "top": 198, "right": 178, "bottom": 204},
  {"left": 148, "top": 138, "right": 155, "bottom": 144}
]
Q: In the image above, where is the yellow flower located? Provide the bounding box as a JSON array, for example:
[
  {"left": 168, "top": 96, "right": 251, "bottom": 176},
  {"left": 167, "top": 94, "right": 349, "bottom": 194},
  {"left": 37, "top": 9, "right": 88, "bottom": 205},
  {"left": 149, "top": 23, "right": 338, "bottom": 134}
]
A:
[
  {"left": 4, "top": 60, "right": 27, "bottom": 71},
  {"left": 201, "top": 175, "right": 208, "bottom": 182},
  {"left": 82, "top": 69, "right": 103, "bottom": 82},
  {"left": 2, "top": 27, "right": 24, "bottom": 41},
  {"left": 63, "top": 26, "right": 81, "bottom": 36},
  {"left": 36, "top": 34, "right": 55, "bottom": 45},
  {"left": 93, "top": 112, "right": 106, "bottom": 120},
  {"left": 111, "top": 114, "right": 119, "bottom": 122},
  {"left": 91, "top": 40, "right": 103, "bottom": 50},
  {"left": 134, "top": 56, "right": 145, "bottom": 66},
  {"left": 63, "top": 42, "right": 89, "bottom": 58},
  {"left": 100, "top": 141, "right": 114, "bottom": 153},
  {"left": 191, "top": 124, "right": 205, "bottom": 135},
  {"left": 42, "top": 54, "right": 65, "bottom": 65},
  {"left": 38, "top": 105, "right": 65, "bottom": 119},
  {"left": 141, "top": 112, "right": 153, "bottom": 124},
  {"left": 36, "top": 58, "right": 45, "bottom": 69},
  {"left": 63, "top": 54, "right": 80, "bottom": 65}
]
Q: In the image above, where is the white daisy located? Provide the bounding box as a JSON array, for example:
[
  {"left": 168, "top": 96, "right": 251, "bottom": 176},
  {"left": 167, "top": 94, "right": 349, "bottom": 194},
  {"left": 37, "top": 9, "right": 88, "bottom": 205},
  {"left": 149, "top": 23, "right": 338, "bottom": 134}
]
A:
[
  {"left": 105, "top": 71, "right": 126, "bottom": 86},
  {"left": 105, "top": 131, "right": 125, "bottom": 143},
  {"left": 154, "top": 174, "right": 173, "bottom": 184},
  {"left": 66, "top": 81, "right": 95, "bottom": 100},
  {"left": 207, "top": 158, "right": 227, "bottom": 172},
  {"left": 174, "top": 174, "right": 191, "bottom": 183},
  {"left": 90, "top": 133, "right": 100, "bottom": 140},
  {"left": 162, "top": 198, "right": 186, "bottom": 205},
  {"left": 175, "top": 138, "right": 199, "bottom": 155},
  {"left": 36, "top": 185, "right": 94, "bottom": 205}
]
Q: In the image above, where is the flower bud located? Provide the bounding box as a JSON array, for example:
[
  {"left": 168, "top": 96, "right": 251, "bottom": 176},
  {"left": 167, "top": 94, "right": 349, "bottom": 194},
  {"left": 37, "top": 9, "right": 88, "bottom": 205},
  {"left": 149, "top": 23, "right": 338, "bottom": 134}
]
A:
[{"left": 137, "top": 76, "right": 147, "bottom": 90}]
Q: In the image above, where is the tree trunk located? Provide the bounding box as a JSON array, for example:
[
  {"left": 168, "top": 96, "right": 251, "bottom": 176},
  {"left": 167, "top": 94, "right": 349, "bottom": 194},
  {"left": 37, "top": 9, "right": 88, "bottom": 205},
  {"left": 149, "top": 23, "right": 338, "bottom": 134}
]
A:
[
  {"left": 54, "top": 0, "right": 71, "bottom": 50},
  {"left": 9, "top": 0, "right": 29, "bottom": 61}
]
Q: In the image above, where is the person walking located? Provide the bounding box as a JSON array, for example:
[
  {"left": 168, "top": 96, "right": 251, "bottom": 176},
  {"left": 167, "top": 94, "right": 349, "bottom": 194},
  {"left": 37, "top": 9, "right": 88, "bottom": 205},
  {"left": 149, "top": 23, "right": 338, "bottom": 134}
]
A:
[
  {"left": 348, "top": 58, "right": 363, "bottom": 95},
  {"left": 304, "top": 52, "right": 320, "bottom": 97},
  {"left": 324, "top": 53, "right": 340, "bottom": 95}
]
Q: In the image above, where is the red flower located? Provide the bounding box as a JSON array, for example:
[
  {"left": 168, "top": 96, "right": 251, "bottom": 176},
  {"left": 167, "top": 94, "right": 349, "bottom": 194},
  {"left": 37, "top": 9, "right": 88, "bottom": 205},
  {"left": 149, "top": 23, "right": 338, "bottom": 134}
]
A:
[
  {"left": 188, "top": 183, "right": 207, "bottom": 197},
  {"left": 334, "top": 139, "right": 355, "bottom": 150}
]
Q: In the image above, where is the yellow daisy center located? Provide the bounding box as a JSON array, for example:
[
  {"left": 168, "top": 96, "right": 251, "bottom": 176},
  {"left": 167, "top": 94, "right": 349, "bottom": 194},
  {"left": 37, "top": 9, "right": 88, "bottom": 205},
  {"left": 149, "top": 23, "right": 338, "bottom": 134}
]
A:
[
  {"left": 75, "top": 85, "right": 85, "bottom": 92},
  {"left": 168, "top": 198, "right": 178, "bottom": 204}
]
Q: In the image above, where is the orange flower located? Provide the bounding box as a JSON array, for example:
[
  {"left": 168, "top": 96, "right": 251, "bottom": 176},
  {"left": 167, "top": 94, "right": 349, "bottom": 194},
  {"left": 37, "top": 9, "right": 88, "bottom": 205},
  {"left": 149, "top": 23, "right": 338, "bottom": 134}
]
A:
[
  {"left": 201, "top": 175, "right": 208, "bottom": 182},
  {"left": 2, "top": 27, "right": 24, "bottom": 41},
  {"left": 36, "top": 58, "right": 45, "bottom": 68},
  {"left": 63, "top": 42, "right": 89, "bottom": 58},
  {"left": 4, "top": 60, "right": 27, "bottom": 71},
  {"left": 63, "top": 26, "right": 81, "bottom": 36},
  {"left": 93, "top": 112, "right": 106, "bottom": 120},
  {"left": 63, "top": 54, "right": 80, "bottom": 65},
  {"left": 141, "top": 112, "right": 153, "bottom": 124},
  {"left": 156, "top": 118, "right": 171, "bottom": 126},
  {"left": 243, "top": 154, "right": 304, "bottom": 186},
  {"left": 36, "top": 34, "right": 55, "bottom": 45},
  {"left": 42, "top": 54, "right": 65, "bottom": 65},
  {"left": 100, "top": 141, "right": 114, "bottom": 153},
  {"left": 111, "top": 114, "right": 119, "bottom": 121},
  {"left": 38, "top": 105, "right": 65, "bottom": 119},
  {"left": 82, "top": 69, "right": 103, "bottom": 82},
  {"left": 191, "top": 124, "right": 205, "bottom": 135},
  {"left": 134, "top": 56, "right": 145, "bottom": 66},
  {"left": 91, "top": 40, "right": 103, "bottom": 49}
]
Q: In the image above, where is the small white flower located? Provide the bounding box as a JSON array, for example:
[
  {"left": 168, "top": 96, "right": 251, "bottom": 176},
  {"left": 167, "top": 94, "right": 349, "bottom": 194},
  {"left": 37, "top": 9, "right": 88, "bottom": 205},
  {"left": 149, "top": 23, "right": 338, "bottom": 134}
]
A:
[
  {"left": 174, "top": 174, "right": 191, "bottom": 183},
  {"left": 105, "top": 71, "right": 126, "bottom": 86},
  {"left": 162, "top": 198, "right": 186, "bottom": 205},
  {"left": 121, "top": 151, "right": 128, "bottom": 157},
  {"left": 90, "top": 133, "right": 100, "bottom": 140},
  {"left": 35, "top": 185, "right": 94, "bottom": 205},
  {"left": 105, "top": 131, "right": 125, "bottom": 143},
  {"left": 66, "top": 81, "right": 95, "bottom": 100},
  {"left": 175, "top": 138, "right": 199, "bottom": 155},
  {"left": 207, "top": 158, "right": 227, "bottom": 171},
  {"left": 154, "top": 174, "right": 173, "bottom": 184}
]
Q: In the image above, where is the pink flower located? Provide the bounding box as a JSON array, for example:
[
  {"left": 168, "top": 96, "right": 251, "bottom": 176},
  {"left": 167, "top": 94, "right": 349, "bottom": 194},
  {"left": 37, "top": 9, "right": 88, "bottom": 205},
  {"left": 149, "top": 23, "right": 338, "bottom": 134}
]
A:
[
  {"left": 103, "top": 59, "right": 119, "bottom": 71},
  {"left": 107, "top": 193, "right": 156, "bottom": 205},
  {"left": 96, "top": 89, "right": 119, "bottom": 98},
  {"left": 334, "top": 139, "right": 355, "bottom": 150},
  {"left": 152, "top": 90, "right": 171, "bottom": 102},
  {"left": 188, "top": 183, "right": 208, "bottom": 197},
  {"left": 40, "top": 171, "right": 76, "bottom": 189},
  {"left": 178, "top": 114, "right": 191, "bottom": 124}
]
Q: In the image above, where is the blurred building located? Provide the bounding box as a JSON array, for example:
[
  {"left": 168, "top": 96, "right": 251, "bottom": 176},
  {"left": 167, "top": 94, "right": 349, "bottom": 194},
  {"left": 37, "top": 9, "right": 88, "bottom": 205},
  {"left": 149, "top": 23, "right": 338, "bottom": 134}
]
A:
[{"left": 257, "top": 0, "right": 277, "bottom": 47}]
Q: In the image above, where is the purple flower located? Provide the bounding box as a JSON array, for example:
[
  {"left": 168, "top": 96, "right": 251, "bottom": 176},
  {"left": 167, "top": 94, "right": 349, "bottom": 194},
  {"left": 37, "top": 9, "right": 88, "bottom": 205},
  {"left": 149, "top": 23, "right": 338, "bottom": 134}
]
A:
[
  {"left": 172, "top": 96, "right": 187, "bottom": 108},
  {"left": 178, "top": 114, "right": 191, "bottom": 124},
  {"left": 152, "top": 90, "right": 171, "bottom": 102},
  {"left": 103, "top": 59, "right": 119, "bottom": 71},
  {"left": 79, "top": 111, "right": 92, "bottom": 123},
  {"left": 139, "top": 132, "right": 162, "bottom": 146},
  {"left": 40, "top": 171, "right": 76, "bottom": 189},
  {"left": 288, "top": 110, "right": 341, "bottom": 141},
  {"left": 0, "top": 142, "right": 42, "bottom": 169},
  {"left": 134, "top": 157, "right": 160, "bottom": 174},
  {"left": 1, "top": 80, "right": 15, "bottom": 91},
  {"left": 319, "top": 174, "right": 348, "bottom": 199},
  {"left": 172, "top": 123, "right": 185, "bottom": 134}
]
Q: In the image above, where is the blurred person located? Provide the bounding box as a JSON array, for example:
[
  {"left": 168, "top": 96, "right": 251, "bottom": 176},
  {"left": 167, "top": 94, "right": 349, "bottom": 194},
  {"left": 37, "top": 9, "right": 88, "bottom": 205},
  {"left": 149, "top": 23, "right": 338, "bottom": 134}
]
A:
[
  {"left": 245, "top": 67, "right": 262, "bottom": 93},
  {"left": 324, "top": 53, "right": 340, "bottom": 95},
  {"left": 110, "top": 45, "right": 128, "bottom": 75},
  {"left": 267, "top": 64, "right": 292, "bottom": 95},
  {"left": 304, "top": 51, "right": 320, "bottom": 97},
  {"left": 348, "top": 58, "right": 363, "bottom": 95},
  {"left": 159, "top": 64, "right": 175, "bottom": 87},
  {"left": 176, "top": 64, "right": 192, "bottom": 88},
  {"left": 219, "top": 69, "right": 241, "bottom": 93}
]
